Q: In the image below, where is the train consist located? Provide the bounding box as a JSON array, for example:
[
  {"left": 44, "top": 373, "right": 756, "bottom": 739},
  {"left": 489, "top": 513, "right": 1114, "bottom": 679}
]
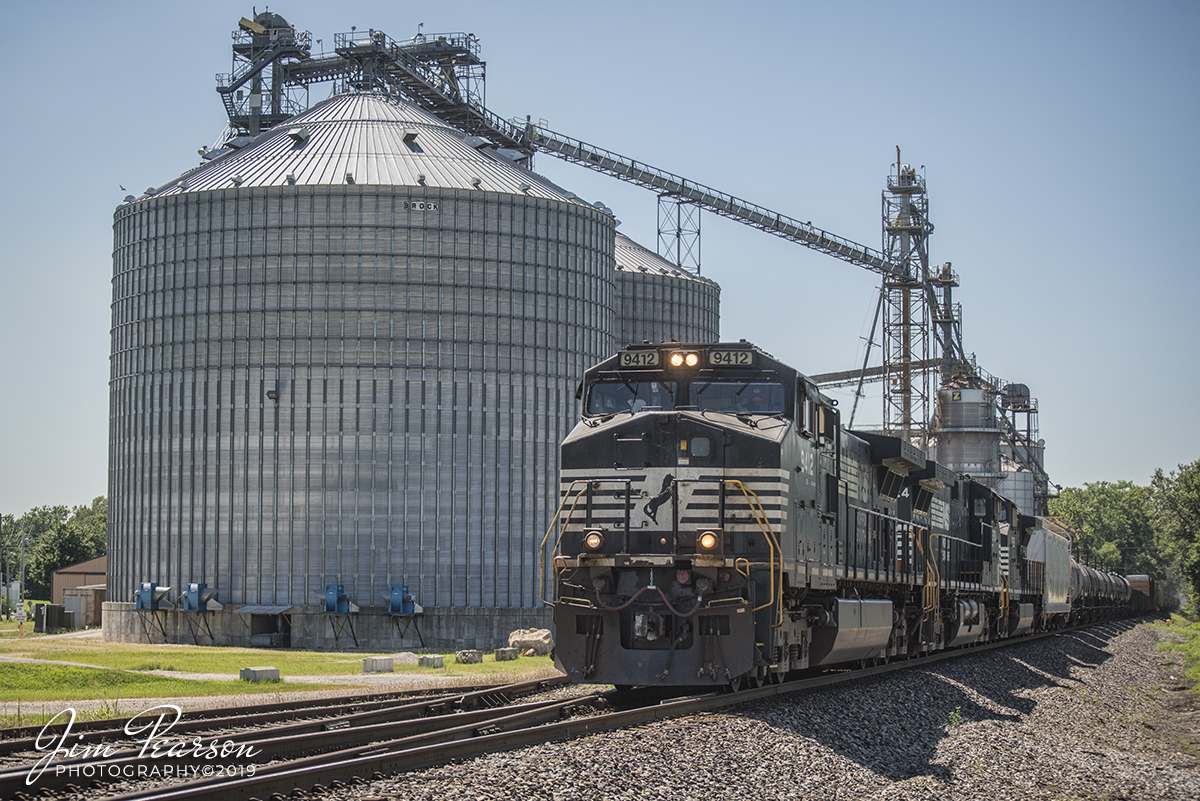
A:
[{"left": 546, "top": 341, "right": 1169, "bottom": 688}]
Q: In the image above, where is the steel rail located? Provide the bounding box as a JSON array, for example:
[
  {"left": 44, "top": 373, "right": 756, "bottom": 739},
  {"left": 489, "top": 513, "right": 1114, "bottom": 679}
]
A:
[
  {"left": 0, "top": 680, "right": 562, "bottom": 755},
  {"left": 1, "top": 678, "right": 570, "bottom": 797}
]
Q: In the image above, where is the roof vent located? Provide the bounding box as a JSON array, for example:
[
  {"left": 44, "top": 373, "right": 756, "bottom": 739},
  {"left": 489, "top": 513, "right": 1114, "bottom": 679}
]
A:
[
  {"left": 403, "top": 129, "right": 419, "bottom": 142},
  {"left": 466, "top": 136, "right": 494, "bottom": 149},
  {"left": 345, "top": 172, "right": 355, "bottom": 184},
  {"left": 470, "top": 177, "right": 482, "bottom": 187},
  {"left": 285, "top": 173, "right": 297, "bottom": 185},
  {"left": 518, "top": 182, "right": 531, "bottom": 192},
  {"left": 123, "top": 195, "right": 136, "bottom": 204},
  {"left": 145, "top": 187, "right": 157, "bottom": 195},
  {"left": 230, "top": 175, "right": 243, "bottom": 186},
  {"left": 178, "top": 181, "right": 189, "bottom": 191},
  {"left": 286, "top": 127, "right": 310, "bottom": 145}
]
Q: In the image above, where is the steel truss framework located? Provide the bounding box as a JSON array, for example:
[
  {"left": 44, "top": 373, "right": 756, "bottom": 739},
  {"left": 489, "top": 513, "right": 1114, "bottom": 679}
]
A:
[{"left": 657, "top": 195, "right": 702, "bottom": 274}]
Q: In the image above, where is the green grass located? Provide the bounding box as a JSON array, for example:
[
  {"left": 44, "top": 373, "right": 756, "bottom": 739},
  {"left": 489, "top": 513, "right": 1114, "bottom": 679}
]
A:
[
  {"left": 1152, "top": 614, "right": 1200, "bottom": 688},
  {"left": 0, "top": 630, "right": 560, "bottom": 729},
  {"left": 0, "top": 636, "right": 556, "bottom": 679},
  {"left": 2, "top": 662, "right": 294, "bottom": 701},
  {"left": 0, "top": 662, "right": 330, "bottom": 726}
]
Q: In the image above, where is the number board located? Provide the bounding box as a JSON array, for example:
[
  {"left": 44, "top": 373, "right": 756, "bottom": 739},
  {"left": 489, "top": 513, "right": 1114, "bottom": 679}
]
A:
[
  {"left": 403, "top": 201, "right": 440, "bottom": 212},
  {"left": 709, "top": 350, "right": 754, "bottom": 367},
  {"left": 619, "top": 351, "right": 660, "bottom": 368}
]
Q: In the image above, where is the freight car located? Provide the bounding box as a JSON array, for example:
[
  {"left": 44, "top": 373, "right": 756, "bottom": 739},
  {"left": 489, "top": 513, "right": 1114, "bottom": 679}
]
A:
[{"left": 544, "top": 341, "right": 1162, "bottom": 689}]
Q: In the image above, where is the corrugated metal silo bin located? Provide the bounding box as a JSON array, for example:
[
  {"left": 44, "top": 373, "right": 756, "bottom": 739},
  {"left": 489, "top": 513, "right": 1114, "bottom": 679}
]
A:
[
  {"left": 109, "top": 94, "right": 616, "bottom": 642},
  {"left": 612, "top": 232, "right": 720, "bottom": 346}
]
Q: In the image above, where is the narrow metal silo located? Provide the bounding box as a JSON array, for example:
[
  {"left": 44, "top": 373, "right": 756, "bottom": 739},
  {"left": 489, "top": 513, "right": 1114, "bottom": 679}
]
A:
[
  {"left": 612, "top": 232, "right": 720, "bottom": 345},
  {"left": 930, "top": 386, "right": 1003, "bottom": 485},
  {"left": 109, "top": 92, "right": 616, "bottom": 646}
]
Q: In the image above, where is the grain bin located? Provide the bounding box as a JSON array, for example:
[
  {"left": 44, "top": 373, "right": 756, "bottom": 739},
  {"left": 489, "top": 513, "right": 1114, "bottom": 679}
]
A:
[
  {"left": 109, "top": 92, "right": 616, "bottom": 647},
  {"left": 612, "top": 231, "right": 720, "bottom": 345}
]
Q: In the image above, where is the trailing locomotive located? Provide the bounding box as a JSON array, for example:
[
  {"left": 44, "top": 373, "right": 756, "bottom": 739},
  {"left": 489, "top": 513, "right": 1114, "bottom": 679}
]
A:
[{"left": 545, "top": 341, "right": 1162, "bottom": 689}]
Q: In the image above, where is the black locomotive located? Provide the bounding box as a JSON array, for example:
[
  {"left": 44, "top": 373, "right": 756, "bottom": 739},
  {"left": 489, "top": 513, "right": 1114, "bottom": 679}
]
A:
[{"left": 545, "top": 341, "right": 1165, "bottom": 689}]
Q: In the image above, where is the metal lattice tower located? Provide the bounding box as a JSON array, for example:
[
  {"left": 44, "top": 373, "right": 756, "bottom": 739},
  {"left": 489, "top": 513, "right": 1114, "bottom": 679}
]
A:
[
  {"left": 881, "top": 156, "right": 935, "bottom": 443},
  {"left": 657, "top": 195, "right": 702, "bottom": 274}
]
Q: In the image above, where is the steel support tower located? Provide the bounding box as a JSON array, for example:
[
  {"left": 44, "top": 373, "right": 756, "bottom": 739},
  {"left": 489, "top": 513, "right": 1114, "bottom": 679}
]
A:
[
  {"left": 657, "top": 195, "right": 702, "bottom": 274},
  {"left": 881, "top": 157, "right": 934, "bottom": 443}
]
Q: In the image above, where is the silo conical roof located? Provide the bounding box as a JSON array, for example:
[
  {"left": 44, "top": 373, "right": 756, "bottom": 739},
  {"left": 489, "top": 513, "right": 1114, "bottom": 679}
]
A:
[{"left": 152, "top": 93, "right": 582, "bottom": 202}]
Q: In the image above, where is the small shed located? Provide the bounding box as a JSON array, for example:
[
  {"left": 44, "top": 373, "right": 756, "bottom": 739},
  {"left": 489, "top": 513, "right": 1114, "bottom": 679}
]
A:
[
  {"left": 63, "top": 584, "right": 107, "bottom": 627},
  {"left": 51, "top": 555, "right": 106, "bottom": 606}
]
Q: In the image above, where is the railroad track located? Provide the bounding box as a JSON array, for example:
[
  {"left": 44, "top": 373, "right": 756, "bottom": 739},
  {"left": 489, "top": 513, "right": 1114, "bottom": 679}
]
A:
[
  {"left": 1, "top": 677, "right": 575, "bottom": 800},
  {"left": 4, "top": 624, "right": 1132, "bottom": 801},
  {"left": 0, "top": 681, "right": 542, "bottom": 757}
]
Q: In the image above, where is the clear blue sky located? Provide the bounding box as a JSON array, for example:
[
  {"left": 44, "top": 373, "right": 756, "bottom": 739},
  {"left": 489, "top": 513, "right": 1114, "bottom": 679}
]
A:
[{"left": 1, "top": 0, "right": 1196, "bottom": 513}]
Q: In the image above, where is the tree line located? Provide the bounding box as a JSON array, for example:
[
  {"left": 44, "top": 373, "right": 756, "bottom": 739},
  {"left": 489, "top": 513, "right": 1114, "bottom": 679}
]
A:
[
  {"left": 1, "top": 497, "right": 106, "bottom": 614},
  {"left": 1048, "top": 459, "right": 1199, "bottom": 610}
]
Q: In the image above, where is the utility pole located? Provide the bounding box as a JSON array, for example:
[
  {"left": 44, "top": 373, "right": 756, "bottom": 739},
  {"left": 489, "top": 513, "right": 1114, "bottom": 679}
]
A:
[
  {"left": 0, "top": 514, "right": 7, "bottom": 619},
  {"left": 17, "top": 524, "right": 27, "bottom": 636}
]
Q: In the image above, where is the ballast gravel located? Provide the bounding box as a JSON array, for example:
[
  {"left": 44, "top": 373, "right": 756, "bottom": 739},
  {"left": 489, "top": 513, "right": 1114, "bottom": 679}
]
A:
[{"left": 342, "top": 619, "right": 1199, "bottom": 801}]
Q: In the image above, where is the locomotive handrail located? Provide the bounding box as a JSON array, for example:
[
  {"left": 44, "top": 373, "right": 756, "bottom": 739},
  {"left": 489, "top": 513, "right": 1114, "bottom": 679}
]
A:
[
  {"left": 847, "top": 503, "right": 928, "bottom": 585},
  {"left": 724, "top": 480, "right": 784, "bottom": 627},
  {"left": 925, "top": 532, "right": 943, "bottom": 615},
  {"left": 540, "top": 480, "right": 600, "bottom": 606}
]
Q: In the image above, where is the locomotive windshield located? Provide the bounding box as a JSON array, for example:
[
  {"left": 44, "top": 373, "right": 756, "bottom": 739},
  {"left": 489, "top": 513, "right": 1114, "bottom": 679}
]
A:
[
  {"left": 695, "top": 380, "right": 786, "bottom": 414},
  {"left": 587, "top": 380, "right": 676, "bottom": 414}
]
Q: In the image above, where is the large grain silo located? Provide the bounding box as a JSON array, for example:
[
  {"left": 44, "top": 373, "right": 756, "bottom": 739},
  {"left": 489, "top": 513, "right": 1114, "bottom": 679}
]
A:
[
  {"left": 613, "top": 232, "right": 720, "bottom": 345},
  {"left": 108, "top": 92, "right": 616, "bottom": 648}
]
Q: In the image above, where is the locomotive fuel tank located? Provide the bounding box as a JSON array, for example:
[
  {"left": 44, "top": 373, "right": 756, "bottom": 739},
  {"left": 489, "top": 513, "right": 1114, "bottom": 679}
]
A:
[{"left": 808, "top": 599, "right": 893, "bottom": 665}]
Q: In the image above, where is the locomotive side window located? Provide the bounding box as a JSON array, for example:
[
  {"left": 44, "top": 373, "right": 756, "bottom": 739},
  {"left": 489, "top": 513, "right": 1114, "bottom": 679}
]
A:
[
  {"left": 695, "top": 381, "right": 785, "bottom": 414},
  {"left": 586, "top": 380, "right": 676, "bottom": 414}
]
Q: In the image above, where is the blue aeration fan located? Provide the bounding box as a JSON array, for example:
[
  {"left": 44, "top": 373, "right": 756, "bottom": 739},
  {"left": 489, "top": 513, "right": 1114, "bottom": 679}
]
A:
[
  {"left": 386, "top": 585, "right": 423, "bottom": 615},
  {"left": 322, "top": 584, "right": 359, "bottom": 614},
  {"left": 135, "top": 582, "right": 173, "bottom": 610},
  {"left": 181, "top": 583, "right": 221, "bottom": 611}
]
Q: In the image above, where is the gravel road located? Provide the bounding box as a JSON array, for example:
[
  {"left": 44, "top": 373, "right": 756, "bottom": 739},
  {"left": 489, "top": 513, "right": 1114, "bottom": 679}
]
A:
[{"left": 343, "top": 618, "right": 1198, "bottom": 801}]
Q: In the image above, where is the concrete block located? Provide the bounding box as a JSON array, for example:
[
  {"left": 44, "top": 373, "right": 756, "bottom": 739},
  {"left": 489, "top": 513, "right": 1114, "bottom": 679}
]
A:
[
  {"left": 239, "top": 666, "right": 280, "bottom": 682},
  {"left": 363, "top": 656, "right": 394, "bottom": 673},
  {"left": 392, "top": 652, "right": 419, "bottom": 665},
  {"left": 418, "top": 655, "right": 444, "bottom": 668},
  {"left": 455, "top": 649, "right": 483, "bottom": 664},
  {"left": 509, "top": 627, "right": 554, "bottom": 656},
  {"left": 494, "top": 647, "right": 519, "bottom": 661}
]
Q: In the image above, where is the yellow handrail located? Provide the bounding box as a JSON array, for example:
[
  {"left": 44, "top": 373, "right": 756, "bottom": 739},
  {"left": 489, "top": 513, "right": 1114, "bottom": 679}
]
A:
[
  {"left": 538, "top": 480, "right": 593, "bottom": 606},
  {"left": 924, "top": 531, "right": 942, "bottom": 615},
  {"left": 725, "top": 479, "right": 783, "bottom": 627}
]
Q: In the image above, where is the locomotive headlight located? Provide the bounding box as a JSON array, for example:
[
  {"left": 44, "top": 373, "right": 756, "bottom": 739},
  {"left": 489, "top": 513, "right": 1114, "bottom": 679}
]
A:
[
  {"left": 583, "top": 529, "right": 606, "bottom": 552},
  {"left": 668, "top": 351, "right": 700, "bottom": 368},
  {"left": 697, "top": 530, "right": 721, "bottom": 552}
]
